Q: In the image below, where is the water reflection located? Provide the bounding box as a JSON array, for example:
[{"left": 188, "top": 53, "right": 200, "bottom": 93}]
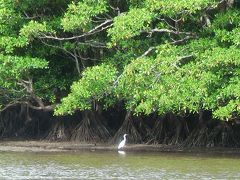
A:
[
  {"left": 118, "top": 150, "right": 126, "bottom": 155},
  {"left": 0, "top": 151, "right": 240, "bottom": 179}
]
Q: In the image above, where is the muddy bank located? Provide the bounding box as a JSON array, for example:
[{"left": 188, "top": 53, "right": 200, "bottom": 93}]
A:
[
  {"left": 0, "top": 140, "right": 167, "bottom": 152},
  {"left": 0, "top": 140, "right": 240, "bottom": 155}
]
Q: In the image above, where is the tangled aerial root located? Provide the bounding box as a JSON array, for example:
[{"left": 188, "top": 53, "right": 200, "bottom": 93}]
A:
[
  {"left": 45, "top": 120, "right": 70, "bottom": 141},
  {"left": 181, "top": 122, "right": 239, "bottom": 148},
  {"left": 111, "top": 111, "right": 150, "bottom": 144},
  {"left": 71, "top": 111, "right": 111, "bottom": 143}
]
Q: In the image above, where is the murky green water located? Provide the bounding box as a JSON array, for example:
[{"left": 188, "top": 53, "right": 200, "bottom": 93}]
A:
[{"left": 0, "top": 150, "right": 240, "bottom": 179}]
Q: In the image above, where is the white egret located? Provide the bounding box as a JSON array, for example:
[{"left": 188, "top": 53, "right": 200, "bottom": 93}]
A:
[{"left": 118, "top": 134, "right": 128, "bottom": 149}]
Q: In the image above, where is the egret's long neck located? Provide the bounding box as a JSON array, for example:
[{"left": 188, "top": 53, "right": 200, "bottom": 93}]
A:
[{"left": 123, "top": 135, "right": 126, "bottom": 141}]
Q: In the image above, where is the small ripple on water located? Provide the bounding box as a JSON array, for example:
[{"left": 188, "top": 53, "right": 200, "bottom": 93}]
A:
[
  {"left": 1, "top": 166, "right": 240, "bottom": 180},
  {"left": 1, "top": 165, "right": 166, "bottom": 179},
  {"left": 0, "top": 151, "right": 240, "bottom": 179}
]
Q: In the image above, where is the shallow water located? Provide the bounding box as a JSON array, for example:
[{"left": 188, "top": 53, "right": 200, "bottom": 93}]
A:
[{"left": 0, "top": 150, "right": 240, "bottom": 179}]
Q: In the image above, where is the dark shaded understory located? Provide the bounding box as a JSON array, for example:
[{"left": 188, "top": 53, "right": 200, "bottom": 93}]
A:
[{"left": 1, "top": 105, "right": 240, "bottom": 148}]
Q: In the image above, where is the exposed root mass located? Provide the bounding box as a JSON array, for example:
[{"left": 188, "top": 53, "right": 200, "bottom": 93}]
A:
[
  {"left": 45, "top": 120, "right": 70, "bottom": 141},
  {"left": 111, "top": 111, "right": 151, "bottom": 144},
  {"left": 71, "top": 111, "right": 111, "bottom": 142}
]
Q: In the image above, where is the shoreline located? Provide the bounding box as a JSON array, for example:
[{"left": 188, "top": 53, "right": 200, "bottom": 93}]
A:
[{"left": 0, "top": 140, "right": 240, "bottom": 155}]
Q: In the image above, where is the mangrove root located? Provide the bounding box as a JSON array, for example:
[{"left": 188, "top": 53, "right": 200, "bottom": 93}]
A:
[{"left": 71, "top": 110, "right": 111, "bottom": 143}]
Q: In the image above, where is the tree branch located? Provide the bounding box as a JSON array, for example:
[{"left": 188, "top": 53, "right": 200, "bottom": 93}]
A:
[
  {"left": 149, "top": 28, "right": 195, "bottom": 36},
  {"left": 139, "top": 47, "right": 156, "bottom": 58},
  {"left": 39, "top": 19, "right": 113, "bottom": 41},
  {"left": 0, "top": 100, "right": 56, "bottom": 112},
  {"left": 170, "top": 35, "right": 197, "bottom": 45}
]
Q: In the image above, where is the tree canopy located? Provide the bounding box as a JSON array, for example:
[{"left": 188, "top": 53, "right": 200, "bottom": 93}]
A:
[
  {"left": 55, "top": 0, "right": 240, "bottom": 122},
  {"left": 0, "top": 0, "right": 239, "bottom": 124}
]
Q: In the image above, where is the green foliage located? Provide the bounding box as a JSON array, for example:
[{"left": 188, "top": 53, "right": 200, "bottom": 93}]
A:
[
  {"left": 108, "top": 8, "right": 153, "bottom": 44},
  {"left": 209, "top": 10, "right": 240, "bottom": 46},
  {"left": 0, "top": 36, "right": 28, "bottom": 53},
  {"left": 20, "top": 21, "right": 49, "bottom": 39},
  {"left": 0, "top": 0, "right": 21, "bottom": 35},
  {"left": 213, "top": 100, "right": 240, "bottom": 120},
  {"left": 211, "top": 10, "right": 240, "bottom": 30},
  {"left": 33, "top": 70, "right": 73, "bottom": 104},
  {"left": 53, "top": 1, "right": 240, "bottom": 122},
  {"left": 0, "top": 55, "right": 48, "bottom": 87},
  {"left": 215, "top": 27, "right": 240, "bottom": 46},
  {"left": 0, "top": 0, "right": 239, "bottom": 123},
  {"left": 61, "top": 0, "right": 108, "bottom": 32},
  {"left": 113, "top": 38, "right": 240, "bottom": 120},
  {"left": 115, "top": 57, "right": 155, "bottom": 112},
  {"left": 54, "top": 64, "right": 117, "bottom": 115},
  {"left": 145, "top": 0, "right": 216, "bottom": 15}
]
